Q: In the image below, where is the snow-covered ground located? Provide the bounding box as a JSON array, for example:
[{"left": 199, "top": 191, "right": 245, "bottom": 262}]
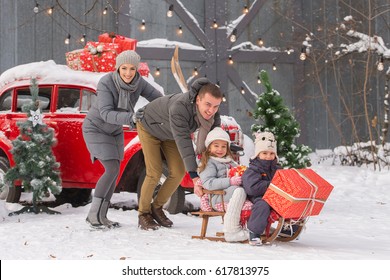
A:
[{"left": 1, "top": 154, "right": 389, "bottom": 279}]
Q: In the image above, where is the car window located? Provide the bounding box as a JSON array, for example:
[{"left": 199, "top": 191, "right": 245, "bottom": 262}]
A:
[
  {"left": 15, "top": 87, "right": 52, "bottom": 112},
  {"left": 57, "top": 88, "right": 81, "bottom": 113},
  {"left": 0, "top": 90, "right": 12, "bottom": 111},
  {"left": 80, "top": 89, "right": 97, "bottom": 113}
]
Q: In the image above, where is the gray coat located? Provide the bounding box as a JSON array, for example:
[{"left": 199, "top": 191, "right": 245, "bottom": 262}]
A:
[
  {"left": 82, "top": 72, "right": 162, "bottom": 162},
  {"left": 139, "top": 78, "right": 221, "bottom": 172},
  {"left": 199, "top": 157, "right": 238, "bottom": 206}
]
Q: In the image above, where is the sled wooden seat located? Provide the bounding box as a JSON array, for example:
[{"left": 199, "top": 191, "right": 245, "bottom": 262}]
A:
[{"left": 191, "top": 189, "right": 227, "bottom": 241}]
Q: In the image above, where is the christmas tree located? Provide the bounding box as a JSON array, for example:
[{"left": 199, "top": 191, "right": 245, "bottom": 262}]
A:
[
  {"left": 252, "top": 70, "right": 312, "bottom": 168},
  {"left": 3, "top": 78, "right": 62, "bottom": 215}
]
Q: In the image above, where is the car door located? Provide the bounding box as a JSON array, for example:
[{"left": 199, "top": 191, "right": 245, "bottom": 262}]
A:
[{"left": 51, "top": 86, "right": 104, "bottom": 187}]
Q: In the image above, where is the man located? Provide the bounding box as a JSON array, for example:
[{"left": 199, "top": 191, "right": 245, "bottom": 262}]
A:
[{"left": 135, "top": 77, "right": 223, "bottom": 230}]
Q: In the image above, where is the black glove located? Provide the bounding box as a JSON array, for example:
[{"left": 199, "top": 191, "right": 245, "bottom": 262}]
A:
[{"left": 132, "top": 107, "right": 145, "bottom": 123}]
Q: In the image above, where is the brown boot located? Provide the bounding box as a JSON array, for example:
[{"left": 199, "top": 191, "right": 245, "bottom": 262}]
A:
[
  {"left": 138, "top": 213, "right": 159, "bottom": 230},
  {"left": 151, "top": 205, "right": 173, "bottom": 227}
]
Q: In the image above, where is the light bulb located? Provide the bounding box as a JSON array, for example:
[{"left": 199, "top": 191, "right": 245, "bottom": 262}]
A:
[
  {"left": 64, "top": 34, "right": 70, "bottom": 45},
  {"left": 140, "top": 20, "right": 146, "bottom": 31},
  {"left": 155, "top": 67, "right": 160, "bottom": 76},
  {"left": 103, "top": 7, "right": 108, "bottom": 15},
  {"left": 167, "top": 5, "right": 173, "bottom": 17},
  {"left": 177, "top": 25, "right": 183, "bottom": 35},
  {"left": 193, "top": 67, "right": 198, "bottom": 76},
  {"left": 212, "top": 19, "right": 218, "bottom": 29},
  {"left": 33, "top": 4, "right": 39, "bottom": 13},
  {"left": 228, "top": 55, "right": 233, "bottom": 65},
  {"left": 48, "top": 7, "right": 53, "bottom": 14},
  {"left": 257, "top": 38, "right": 264, "bottom": 47}
]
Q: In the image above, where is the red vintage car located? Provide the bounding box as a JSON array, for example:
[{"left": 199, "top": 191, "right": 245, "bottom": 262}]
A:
[{"left": 0, "top": 60, "right": 245, "bottom": 213}]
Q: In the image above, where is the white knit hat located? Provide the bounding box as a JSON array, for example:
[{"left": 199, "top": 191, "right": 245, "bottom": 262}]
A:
[
  {"left": 115, "top": 50, "right": 141, "bottom": 70},
  {"left": 205, "top": 127, "right": 231, "bottom": 148},
  {"left": 251, "top": 131, "right": 277, "bottom": 159}
]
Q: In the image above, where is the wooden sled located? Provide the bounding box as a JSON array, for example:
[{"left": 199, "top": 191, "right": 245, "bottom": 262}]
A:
[{"left": 191, "top": 189, "right": 306, "bottom": 244}]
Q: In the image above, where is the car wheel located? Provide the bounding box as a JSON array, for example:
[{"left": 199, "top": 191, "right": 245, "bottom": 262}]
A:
[
  {"left": 54, "top": 188, "right": 92, "bottom": 207},
  {"left": 0, "top": 157, "right": 22, "bottom": 203},
  {"left": 136, "top": 163, "right": 186, "bottom": 214}
]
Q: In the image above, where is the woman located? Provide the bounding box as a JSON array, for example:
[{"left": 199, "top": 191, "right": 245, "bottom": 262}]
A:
[{"left": 82, "top": 50, "right": 163, "bottom": 229}]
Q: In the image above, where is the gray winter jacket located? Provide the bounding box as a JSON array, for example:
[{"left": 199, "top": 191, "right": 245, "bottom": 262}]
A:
[
  {"left": 199, "top": 157, "right": 238, "bottom": 205},
  {"left": 82, "top": 72, "right": 162, "bottom": 162},
  {"left": 139, "top": 78, "right": 221, "bottom": 173}
]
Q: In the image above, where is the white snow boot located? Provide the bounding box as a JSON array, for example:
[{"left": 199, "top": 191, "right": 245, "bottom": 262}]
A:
[
  {"left": 223, "top": 187, "right": 249, "bottom": 242},
  {"left": 99, "top": 199, "right": 120, "bottom": 228}
]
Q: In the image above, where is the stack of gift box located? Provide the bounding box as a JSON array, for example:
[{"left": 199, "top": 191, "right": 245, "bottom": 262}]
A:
[{"left": 65, "top": 33, "right": 149, "bottom": 77}]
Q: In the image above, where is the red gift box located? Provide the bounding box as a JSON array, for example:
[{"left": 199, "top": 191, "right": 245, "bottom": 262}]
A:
[
  {"left": 137, "top": 62, "right": 150, "bottom": 77},
  {"left": 65, "top": 49, "right": 84, "bottom": 71},
  {"left": 228, "top": 165, "right": 247, "bottom": 177},
  {"left": 98, "top": 32, "right": 137, "bottom": 52},
  {"left": 263, "top": 169, "right": 333, "bottom": 219},
  {"left": 80, "top": 42, "right": 120, "bottom": 72}
]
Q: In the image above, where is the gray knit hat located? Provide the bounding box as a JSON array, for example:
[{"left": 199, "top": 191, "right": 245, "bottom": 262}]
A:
[{"left": 115, "top": 50, "right": 141, "bottom": 70}]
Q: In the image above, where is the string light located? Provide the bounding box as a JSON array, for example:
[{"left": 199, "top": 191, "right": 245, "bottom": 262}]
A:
[
  {"left": 240, "top": 87, "right": 245, "bottom": 94},
  {"left": 257, "top": 76, "right": 261, "bottom": 84},
  {"left": 286, "top": 47, "right": 292, "bottom": 55},
  {"left": 80, "top": 34, "right": 86, "bottom": 43},
  {"left": 155, "top": 67, "right": 160, "bottom": 77},
  {"left": 300, "top": 46, "right": 307, "bottom": 61},
  {"left": 243, "top": 5, "right": 249, "bottom": 14},
  {"left": 103, "top": 6, "right": 108, "bottom": 15},
  {"left": 167, "top": 4, "right": 174, "bottom": 17},
  {"left": 140, "top": 19, "right": 146, "bottom": 31},
  {"left": 193, "top": 67, "right": 198, "bottom": 76},
  {"left": 47, "top": 6, "right": 53, "bottom": 15},
  {"left": 377, "top": 55, "right": 384, "bottom": 71},
  {"left": 177, "top": 25, "right": 183, "bottom": 35},
  {"left": 33, "top": 3, "right": 39, "bottom": 13},
  {"left": 230, "top": 28, "right": 237, "bottom": 43},
  {"left": 64, "top": 34, "right": 70, "bottom": 45},
  {"left": 222, "top": 94, "right": 227, "bottom": 102},
  {"left": 228, "top": 55, "right": 234, "bottom": 65},
  {"left": 212, "top": 19, "right": 218, "bottom": 29},
  {"left": 257, "top": 38, "right": 264, "bottom": 47},
  {"left": 272, "top": 63, "right": 277, "bottom": 71}
]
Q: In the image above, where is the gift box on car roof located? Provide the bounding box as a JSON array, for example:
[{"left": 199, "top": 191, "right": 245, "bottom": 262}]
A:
[
  {"left": 98, "top": 32, "right": 137, "bottom": 52},
  {"left": 263, "top": 169, "right": 334, "bottom": 219}
]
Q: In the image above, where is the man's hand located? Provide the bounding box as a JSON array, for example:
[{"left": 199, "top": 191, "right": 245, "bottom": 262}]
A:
[
  {"left": 132, "top": 107, "right": 145, "bottom": 123},
  {"left": 193, "top": 177, "right": 204, "bottom": 197}
]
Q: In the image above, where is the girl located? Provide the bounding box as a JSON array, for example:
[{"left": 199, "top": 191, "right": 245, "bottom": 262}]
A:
[
  {"left": 82, "top": 50, "right": 163, "bottom": 229},
  {"left": 198, "top": 127, "right": 248, "bottom": 242}
]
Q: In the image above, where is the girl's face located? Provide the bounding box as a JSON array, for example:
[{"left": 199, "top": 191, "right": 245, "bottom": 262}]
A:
[
  {"left": 208, "top": 139, "right": 228, "bottom": 158},
  {"left": 258, "top": 151, "right": 276, "bottom": 160},
  {"left": 118, "top": 63, "right": 137, "bottom": 83}
]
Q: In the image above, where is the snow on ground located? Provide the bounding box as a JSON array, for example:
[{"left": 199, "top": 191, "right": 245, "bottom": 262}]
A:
[{"left": 1, "top": 156, "right": 389, "bottom": 279}]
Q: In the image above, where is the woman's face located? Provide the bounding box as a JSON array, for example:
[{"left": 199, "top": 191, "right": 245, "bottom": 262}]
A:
[{"left": 118, "top": 63, "right": 137, "bottom": 83}]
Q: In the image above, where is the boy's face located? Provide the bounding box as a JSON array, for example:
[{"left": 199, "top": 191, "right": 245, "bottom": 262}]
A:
[
  {"left": 258, "top": 151, "right": 276, "bottom": 160},
  {"left": 208, "top": 139, "right": 228, "bottom": 158}
]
